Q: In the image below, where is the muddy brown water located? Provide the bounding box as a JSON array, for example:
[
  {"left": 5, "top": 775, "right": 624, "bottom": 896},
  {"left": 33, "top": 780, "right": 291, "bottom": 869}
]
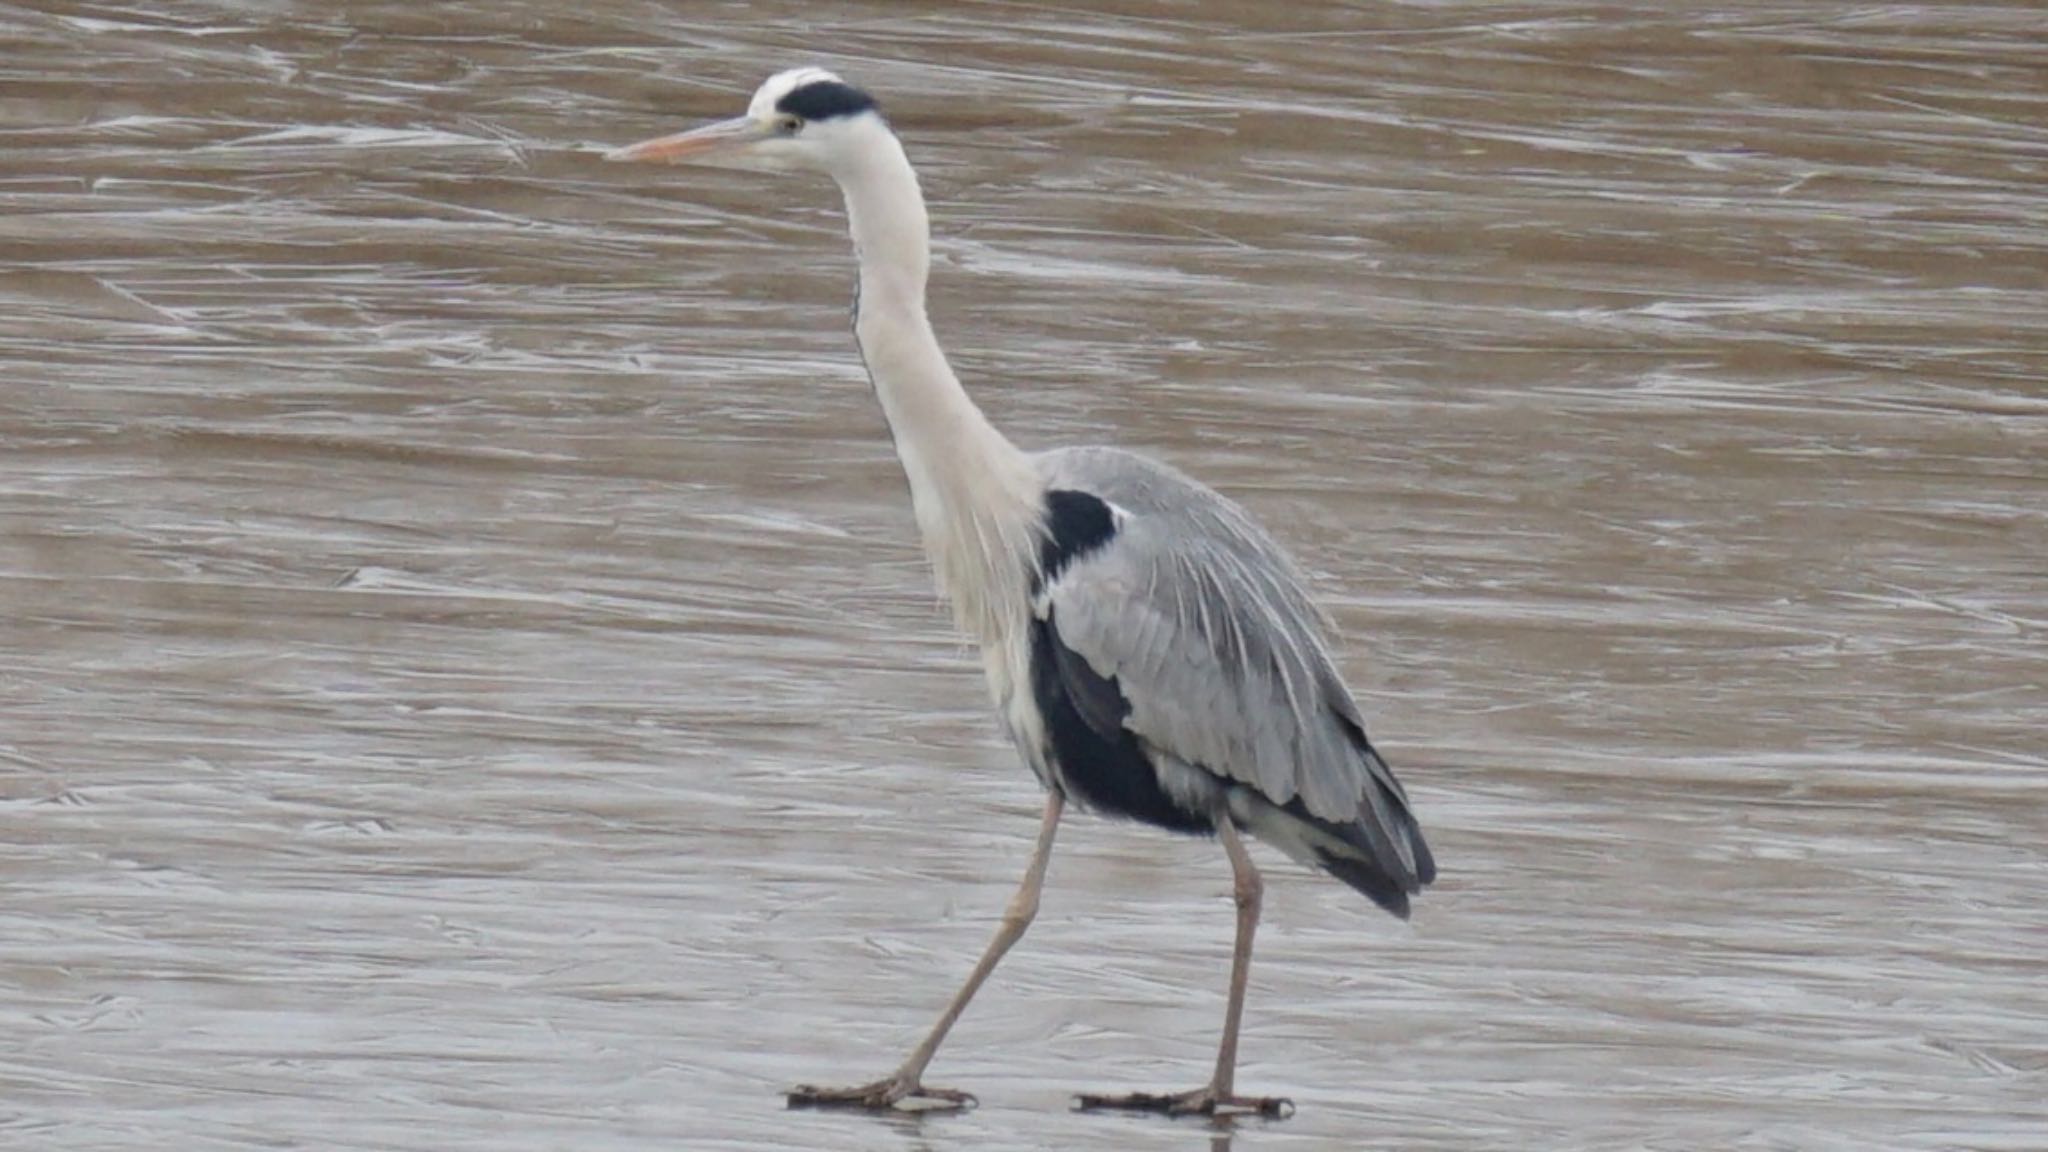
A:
[{"left": 4, "top": 3, "right": 2045, "bottom": 1150}]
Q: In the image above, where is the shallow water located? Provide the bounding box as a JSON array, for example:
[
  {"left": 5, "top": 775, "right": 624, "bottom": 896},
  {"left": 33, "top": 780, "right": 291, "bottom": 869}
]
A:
[{"left": 3, "top": 2, "right": 2045, "bottom": 1149}]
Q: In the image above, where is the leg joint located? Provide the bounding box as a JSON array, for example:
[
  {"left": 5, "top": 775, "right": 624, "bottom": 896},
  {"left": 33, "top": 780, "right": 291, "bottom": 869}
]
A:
[
  {"left": 1232, "top": 874, "right": 1262, "bottom": 910},
  {"left": 1001, "top": 889, "right": 1041, "bottom": 931}
]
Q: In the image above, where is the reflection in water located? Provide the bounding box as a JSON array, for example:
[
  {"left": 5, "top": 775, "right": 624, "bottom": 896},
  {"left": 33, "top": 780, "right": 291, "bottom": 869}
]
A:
[{"left": 2, "top": 3, "right": 2043, "bottom": 1151}]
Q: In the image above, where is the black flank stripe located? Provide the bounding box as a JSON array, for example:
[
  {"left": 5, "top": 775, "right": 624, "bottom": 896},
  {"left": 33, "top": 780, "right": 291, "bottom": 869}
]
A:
[{"left": 1030, "top": 610, "right": 1212, "bottom": 835}]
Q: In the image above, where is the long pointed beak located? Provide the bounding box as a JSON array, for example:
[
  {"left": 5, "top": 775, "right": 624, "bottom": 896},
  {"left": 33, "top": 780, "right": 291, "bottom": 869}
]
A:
[{"left": 605, "top": 116, "right": 767, "bottom": 164}]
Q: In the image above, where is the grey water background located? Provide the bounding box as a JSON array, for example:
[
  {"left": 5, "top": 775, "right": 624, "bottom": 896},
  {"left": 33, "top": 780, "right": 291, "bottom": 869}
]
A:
[{"left": 3, "top": 2, "right": 2044, "bottom": 1149}]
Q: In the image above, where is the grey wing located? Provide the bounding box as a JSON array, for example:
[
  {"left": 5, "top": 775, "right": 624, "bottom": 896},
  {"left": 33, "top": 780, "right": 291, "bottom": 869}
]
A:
[{"left": 1038, "top": 447, "right": 1434, "bottom": 912}]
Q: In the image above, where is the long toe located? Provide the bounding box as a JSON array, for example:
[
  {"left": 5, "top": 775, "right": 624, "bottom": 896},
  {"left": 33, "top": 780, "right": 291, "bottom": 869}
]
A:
[
  {"left": 1074, "top": 1089, "right": 1184, "bottom": 1113},
  {"left": 893, "top": 1085, "right": 977, "bottom": 1113},
  {"left": 1073, "top": 1087, "right": 1293, "bottom": 1120},
  {"left": 787, "top": 1077, "right": 976, "bottom": 1113},
  {"left": 1206, "top": 1093, "right": 1293, "bottom": 1119}
]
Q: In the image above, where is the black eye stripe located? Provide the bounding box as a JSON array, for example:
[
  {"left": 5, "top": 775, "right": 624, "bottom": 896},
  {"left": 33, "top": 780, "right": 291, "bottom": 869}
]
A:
[{"left": 774, "top": 80, "right": 878, "bottom": 122}]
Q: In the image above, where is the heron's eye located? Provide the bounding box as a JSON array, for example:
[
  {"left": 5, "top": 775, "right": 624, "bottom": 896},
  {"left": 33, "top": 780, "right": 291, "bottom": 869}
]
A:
[{"left": 775, "top": 115, "right": 802, "bottom": 136}]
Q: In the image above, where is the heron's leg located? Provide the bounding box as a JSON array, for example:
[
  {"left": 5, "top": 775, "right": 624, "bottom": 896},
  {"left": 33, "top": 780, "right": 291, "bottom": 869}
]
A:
[
  {"left": 1073, "top": 818, "right": 1293, "bottom": 1120},
  {"left": 1209, "top": 816, "right": 1261, "bottom": 1096},
  {"left": 789, "top": 792, "right": 1064, "bottom": 1113},
  {"left": 895, "top": 790, "right": 1064, "bottom": 1083}
]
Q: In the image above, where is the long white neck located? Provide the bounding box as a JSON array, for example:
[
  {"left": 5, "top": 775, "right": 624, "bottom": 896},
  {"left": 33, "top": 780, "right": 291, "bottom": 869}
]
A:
[{"left": 832, "top": 121, "right": 1042, "bottom": 646}]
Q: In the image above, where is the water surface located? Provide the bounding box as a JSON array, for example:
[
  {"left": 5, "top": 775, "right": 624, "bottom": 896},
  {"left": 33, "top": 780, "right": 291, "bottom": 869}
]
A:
[{"left": 3, "top": 3, "right": 2044, "bottom": 1149}]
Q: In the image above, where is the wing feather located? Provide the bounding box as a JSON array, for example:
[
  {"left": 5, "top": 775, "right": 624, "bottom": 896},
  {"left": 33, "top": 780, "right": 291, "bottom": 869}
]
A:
[{"left": 1035, "top": 446, "right": 1431, "bottom": 894}]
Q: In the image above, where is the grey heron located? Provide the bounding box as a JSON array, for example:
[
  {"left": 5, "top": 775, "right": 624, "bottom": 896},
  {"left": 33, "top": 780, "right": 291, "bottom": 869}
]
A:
[{"left": 607, "top": 67, "right": 1435, "bottom": 1119}]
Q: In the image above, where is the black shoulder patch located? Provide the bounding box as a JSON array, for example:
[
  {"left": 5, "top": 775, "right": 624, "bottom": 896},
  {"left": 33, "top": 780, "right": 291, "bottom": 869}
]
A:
[
  {"left": 775, "top": 80, "right": 878, "bottom": 122},
  {"left": 1039, "top": 489, "right": 1118, "bottom": 585}
]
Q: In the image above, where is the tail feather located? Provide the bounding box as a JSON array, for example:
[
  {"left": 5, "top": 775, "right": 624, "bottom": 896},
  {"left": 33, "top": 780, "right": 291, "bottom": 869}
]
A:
[
  {"left": 1327, "top": 713, "right": 1436, "bottom": 902},
  {"left": 1238, "top": 786, "right": 1432, "bottom": 919},
  {"left": 1317, "top": 849, "right": 1414, "bottom": 919}
]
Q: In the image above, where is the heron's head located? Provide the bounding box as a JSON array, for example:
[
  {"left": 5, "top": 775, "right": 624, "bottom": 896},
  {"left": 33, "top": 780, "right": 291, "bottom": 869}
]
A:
[{"left": 605, "top": 67, "right": 884, "bottom": 177}]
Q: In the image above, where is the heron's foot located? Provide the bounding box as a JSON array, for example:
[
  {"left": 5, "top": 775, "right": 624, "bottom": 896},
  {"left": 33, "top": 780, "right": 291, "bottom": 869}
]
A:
[
  {"left": 788, "top": 1074, "right": 976, "bottom": 1114},
  {"left": 1073, "top": 1085, "right": 1294, "bottom": 1120}
]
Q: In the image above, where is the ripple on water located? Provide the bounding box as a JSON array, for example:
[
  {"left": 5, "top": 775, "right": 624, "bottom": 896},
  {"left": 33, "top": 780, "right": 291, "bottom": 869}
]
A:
[{"left": 2, "top": 2, "right": 2044, "bottom": 1150}]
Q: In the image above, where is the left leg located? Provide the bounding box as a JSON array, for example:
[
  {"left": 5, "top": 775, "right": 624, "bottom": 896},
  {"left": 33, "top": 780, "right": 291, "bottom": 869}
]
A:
[
  {"left": 1075, "top": 818, "right": 1293, "bottom": 1118},
  {"left": 789, "top": 792, "right": 1065, "bottom": 1112}
]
